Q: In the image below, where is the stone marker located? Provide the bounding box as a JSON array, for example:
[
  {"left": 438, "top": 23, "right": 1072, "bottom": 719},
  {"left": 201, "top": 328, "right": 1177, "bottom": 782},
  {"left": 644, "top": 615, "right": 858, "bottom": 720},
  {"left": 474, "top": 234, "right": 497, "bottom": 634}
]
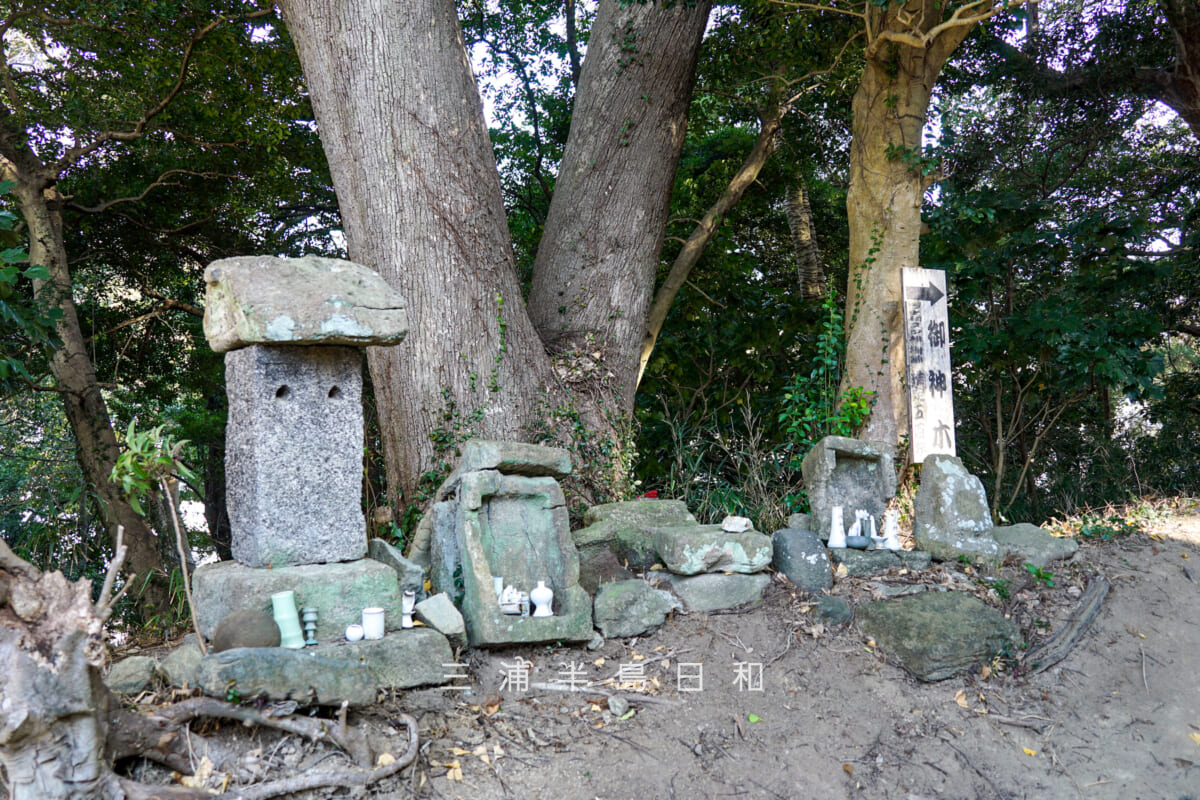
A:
[
  {"left": 771, "top": 528, "right": 833, "bottom": 592},
  {"left": 203, "top": 255, "right": 407, "bottom": 353},
  {"left": 653, "top": 524, "right": 772, "bottom": 575},
  {"left": 592, "top": 580, "right": 674, "bottom": 639},
  {"left": 913, "top": 454, "right": 999, "bottom": 562},
  {"left": 225, "top": 344, "right": 366, "bottom": 567},
  {"left": 428, "top": 442, "right": 592, "bottom": 646},
  {"left": 802, "top": 436, "right": 896, "bottom": 542},
  {"left": 856, "top": 592, "right": 1019, "bottom": 681}
]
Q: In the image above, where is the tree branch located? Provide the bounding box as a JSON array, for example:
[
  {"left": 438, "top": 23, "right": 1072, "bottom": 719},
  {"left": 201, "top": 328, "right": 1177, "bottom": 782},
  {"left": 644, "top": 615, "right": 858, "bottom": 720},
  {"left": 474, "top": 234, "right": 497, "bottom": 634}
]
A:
[{"left": 68, "top": 169, "right": 235, "bottom": 213}]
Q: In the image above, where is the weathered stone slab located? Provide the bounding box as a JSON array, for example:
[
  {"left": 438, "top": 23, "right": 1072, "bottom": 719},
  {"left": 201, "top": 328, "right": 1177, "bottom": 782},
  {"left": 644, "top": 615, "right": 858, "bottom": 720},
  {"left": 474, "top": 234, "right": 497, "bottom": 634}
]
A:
[
  {"left": 831, "top": 548, "right": 901, "bottom": 576},
  {"left": 663, "top": 572, "right": 770, "bottom": 613},
  {"left": 856, "top": 592, "right": 1020, "bottom": 681},
  {"left": 771, "top": 528, "right": 832, "bottom": 592},
  {"left": 196, "top": 648, "right": 377, "bottom": 706},
  {"left": 432, "top": 468, "right": 592, "bottom": 646},
  {"left": 414, "top": 593, "right": 465, "bottom": 642},
  {"left": 368, "top": 538, "right": 428, "bottom": 600},
  {"left": 225, "top": 344, "right": 366, "bottom": 567},
  {"left": 316, "top": 629, "right": 454, "bottom": 690},
  {"left": 203, "top": 255, "right": 407, "bottom": 353},
  {"left": 106, "top": 656, "right": 158, "bottom": 695},
  {"left": 897, "top": 550, "right": 933, "bottom": 571},
  {"left": 992, "top": 523, "right": 1079, "bottom": 569},
  {"left": 913, "top": 454, "right": 998, "bottom": 563},
  {"left": 801, "top": 436, "right": 895, "bottom": 542},
  {"left": 211, "top": 608, "right": 280, "bottom": 652},
  {"left": 592, "top": 580, "right": 674, "bottom": 639},
  {"left": 192, "top": 559, "right": 401, "bottom": 641},
  {"left": 455, "top": 439, "right": 572, "bottom": 479},
  {"left": 653, "top": 524, "right": 772, "bottom": 575},
  {"left": 574, "top": 499, "right": 698, "bottom": 570}
]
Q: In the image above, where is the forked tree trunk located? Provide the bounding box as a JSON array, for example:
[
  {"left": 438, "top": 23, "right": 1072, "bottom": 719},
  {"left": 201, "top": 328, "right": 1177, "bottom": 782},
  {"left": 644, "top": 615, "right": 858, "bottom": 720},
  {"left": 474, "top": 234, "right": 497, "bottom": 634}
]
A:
[
  {"left": 278, "top": 0, "right": 711, "bottom": 503},
  {"left": 842, "top": 0, "right": 983, "bottom": 449},
  {"left": 786, "top": 181, "right": 826, "bottom": 300},
  {"left": 8, "top": 178, "right": 168, "bottom": 614}
]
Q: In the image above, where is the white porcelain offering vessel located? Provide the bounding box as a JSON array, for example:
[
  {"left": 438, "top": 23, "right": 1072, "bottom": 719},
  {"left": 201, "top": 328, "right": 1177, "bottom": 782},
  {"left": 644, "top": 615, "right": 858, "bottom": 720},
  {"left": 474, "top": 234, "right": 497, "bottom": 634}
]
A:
[
  {"left": 361, "top": 607, "right": 385, "bottom": 640},
  {"left": 530, "top": 580, "right": 554, "bottom": 617},
  {"left": 881, "top": 509, "right": 903, "bottom": 551},
  {"left": 270, "top": 590, "right": 306, "bottom": 649},
  {"left": 828, "top": 505, "right": 847, "bottom": 549},
  {"left": 401, "top": 590, "right": 416, "bottom": 629},
  {"left": 345, "top": 623, "right": 364, "bottom": 642}
]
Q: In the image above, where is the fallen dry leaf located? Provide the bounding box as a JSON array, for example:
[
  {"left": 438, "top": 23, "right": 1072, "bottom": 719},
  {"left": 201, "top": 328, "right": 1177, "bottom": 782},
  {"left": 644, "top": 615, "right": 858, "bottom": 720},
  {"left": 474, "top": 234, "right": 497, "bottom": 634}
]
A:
[
  {"left": 376, "top": 752, "right": 396, "bottom": 767},
  {"left": 843, "top": 764, "right": 854, "bottom": 776},
  {"left": 449, "top": 747, "right": 472, "bottom": 756},
  {"left": 444, "top": 760, "right": 463, "bottom": 781},
  {"left": 1023, "top": 747, "right": 1037, "bottom": 756},
  {"left": 593, "top": 657, "right": 606, "bottom": 667},
  {"left": 835, "top": 563, "right": 849, "bottom": 578},
  {"left": 954, "top": 689, "right": 970, "bottom": 709},
  {"left": 1188, "top": 731, "right": 1200, "bottom": 747},
  {"left": 980, "top": 664, "right": 992, "bottom": 680}
]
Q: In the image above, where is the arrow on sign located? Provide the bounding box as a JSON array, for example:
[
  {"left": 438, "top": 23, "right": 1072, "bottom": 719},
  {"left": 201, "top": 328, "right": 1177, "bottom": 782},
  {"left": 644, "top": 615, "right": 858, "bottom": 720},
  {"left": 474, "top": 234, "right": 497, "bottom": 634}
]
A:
[{"left": 905, "top": 283, "right": 944, "bottom": 305}]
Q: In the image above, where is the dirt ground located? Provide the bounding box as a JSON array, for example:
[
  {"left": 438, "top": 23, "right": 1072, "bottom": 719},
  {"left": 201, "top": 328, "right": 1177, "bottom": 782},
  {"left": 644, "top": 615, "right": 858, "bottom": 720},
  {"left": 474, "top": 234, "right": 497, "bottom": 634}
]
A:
[{"left": 130, "top": 507, "right": 1200, "bottom": 800}]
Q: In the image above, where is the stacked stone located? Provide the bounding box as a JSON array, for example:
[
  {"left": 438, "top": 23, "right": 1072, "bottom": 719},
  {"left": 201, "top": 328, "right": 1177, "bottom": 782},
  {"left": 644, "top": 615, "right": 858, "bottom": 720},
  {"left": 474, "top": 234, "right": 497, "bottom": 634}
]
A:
[{"left": 189, "top": 256, "right": 453, "bottom": 704}]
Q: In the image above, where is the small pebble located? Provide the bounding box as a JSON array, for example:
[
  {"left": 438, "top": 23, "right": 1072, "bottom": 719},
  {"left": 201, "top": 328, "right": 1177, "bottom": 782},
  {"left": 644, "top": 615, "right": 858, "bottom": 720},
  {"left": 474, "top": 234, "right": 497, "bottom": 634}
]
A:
[
  {"left": 608, "top": 696, "right": 630, "bottom": 717},
  {"left": 587, "top": 632, "right": 605, "bottom": 651},
  {"left": 1066, "top": 585, "right": 1082, "bottom": 600}
]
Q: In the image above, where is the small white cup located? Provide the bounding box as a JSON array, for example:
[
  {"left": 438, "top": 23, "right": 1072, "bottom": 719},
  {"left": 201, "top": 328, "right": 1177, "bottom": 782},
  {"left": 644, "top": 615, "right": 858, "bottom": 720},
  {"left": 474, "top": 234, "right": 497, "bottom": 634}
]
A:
[
  {"left": 345, "top": 623, "right": 364, "bottom": 642},
  {"left": 361, "top": 607, "right": 385, "bottom": 640}
]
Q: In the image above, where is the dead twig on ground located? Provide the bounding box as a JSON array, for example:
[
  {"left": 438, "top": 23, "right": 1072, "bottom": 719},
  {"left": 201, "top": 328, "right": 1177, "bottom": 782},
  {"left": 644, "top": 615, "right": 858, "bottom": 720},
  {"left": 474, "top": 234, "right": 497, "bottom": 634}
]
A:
[{"left": 1022, "top": 575, "right": 1109, "bottom": 674}]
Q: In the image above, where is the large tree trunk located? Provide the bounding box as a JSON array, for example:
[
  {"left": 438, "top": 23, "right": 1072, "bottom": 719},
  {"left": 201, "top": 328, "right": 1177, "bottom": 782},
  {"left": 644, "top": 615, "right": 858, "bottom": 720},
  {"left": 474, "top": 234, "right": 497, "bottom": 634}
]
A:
[
  {"left": 787, "top": 181, "right": 826, "bottom": 301},
  {"left": 842, "top": 0, "right": 982, "bottom": 450},
  {"left": 278, "top": 0, "right": 710, "bottom": 504},
  {"left": 529, "top": 0, "right": 712, "bottom": 412},
  {"left": 8, "top": 177, "right": 168, "bottom": 613},
  {"left": 1147, "top": 0, "right": 1200, "bottom": 137},
  {"left": 277, "top": 0, "right": 558, "bottom": 506}
]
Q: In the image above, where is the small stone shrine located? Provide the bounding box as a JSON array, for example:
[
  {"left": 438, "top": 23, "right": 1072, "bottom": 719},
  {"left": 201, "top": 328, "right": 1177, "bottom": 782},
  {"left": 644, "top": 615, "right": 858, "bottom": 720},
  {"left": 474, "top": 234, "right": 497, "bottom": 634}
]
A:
[
  {"left": 801, "top": 435, "right": 896, "bottom": 542},
  {"left": 191, "top": 255, "right": 453, "bottom": 701},
  {"left": 426, "top": 440, "right": 594, "bottom": 646}
]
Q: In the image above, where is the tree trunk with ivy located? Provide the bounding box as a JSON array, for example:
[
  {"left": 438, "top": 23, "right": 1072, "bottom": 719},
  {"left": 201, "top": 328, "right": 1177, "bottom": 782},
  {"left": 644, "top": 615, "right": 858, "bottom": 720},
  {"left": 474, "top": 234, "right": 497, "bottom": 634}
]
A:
[
  {"left": 842, "top": 0, "right": 993, "bottom": 451},
  {"left": 278, "top": 0, "right": 710, "bottom": 507}
]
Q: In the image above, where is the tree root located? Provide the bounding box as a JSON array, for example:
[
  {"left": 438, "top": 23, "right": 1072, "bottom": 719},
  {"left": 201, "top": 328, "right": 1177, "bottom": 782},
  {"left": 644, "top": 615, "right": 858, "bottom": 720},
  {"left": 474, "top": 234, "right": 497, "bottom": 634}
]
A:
[{"left": 1021, "top": 574, "right": 1110, "bottom": 674}]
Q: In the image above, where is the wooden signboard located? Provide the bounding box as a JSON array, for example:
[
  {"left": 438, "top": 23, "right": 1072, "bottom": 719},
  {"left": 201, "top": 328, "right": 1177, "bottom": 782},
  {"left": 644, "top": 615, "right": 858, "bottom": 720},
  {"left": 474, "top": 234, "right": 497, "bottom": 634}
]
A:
[{"left": 902, "top": 267, "right": 955, "bottom": 462}]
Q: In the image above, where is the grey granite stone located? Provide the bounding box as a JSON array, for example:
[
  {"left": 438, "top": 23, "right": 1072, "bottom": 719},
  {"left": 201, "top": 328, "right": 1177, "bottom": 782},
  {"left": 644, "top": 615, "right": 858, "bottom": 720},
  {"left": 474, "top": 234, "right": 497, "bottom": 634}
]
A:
[
  {"left": 574, "top": 499, "right": 698, "bottom": 571},
  {"left": 653, "top": 524, "right": 772, "bottom": 575},
  {"left": 856, "top": 592, "right": 1020, "bottom": 681},
  {"left": 592, "top": 580, "right": 674, "bottom": 638},
  {"left": 663, "top": 572, "right": 770, "bottom": 613},
  {"left": 897, "top": 550, "right": 933, "bottom": 571},
  {"left": 161, "top": 635, "right": 204, "bottom": 688},
  {"left": 192, "top": 558, "right": 402, "bottom": 641},
  {"left": 454, "top": 439, "right": 572, "bottom": 479},
  {"left": 203, "top": 255, "right": 407, "bottom": 353},
  {"left": 106, "top": 656, "right": 159, "bottom": 695},
  {"left": 816, "top": 596, "right": 853, "bottom": 625},
  {"left": 801, "top": 436, "right": 895, "bottom": 542},
  {"left": 316, "top": 629, "right": 454, "bottom": 690},
  {"left": 211, "top": 608, "right": 280, "bottom": 652},
  {"left": 414, "top": 592, "right": 466, "bottom": 642},
  {"left": 992, "top": 523, "right": 1079, "bottom": 569},
  {"left": 225, "top": 344, "right": 366, "bottom": 567},
  {"left": 913, "top": 455, "right": 999, "bottom": 563},
  {"left": 771, "top": 528, "right": 833, "bottom": 592}
]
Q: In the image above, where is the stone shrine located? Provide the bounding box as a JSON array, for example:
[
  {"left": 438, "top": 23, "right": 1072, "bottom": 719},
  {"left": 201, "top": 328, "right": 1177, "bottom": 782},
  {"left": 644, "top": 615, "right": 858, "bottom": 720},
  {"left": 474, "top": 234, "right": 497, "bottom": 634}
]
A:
[{"left": 801, "top": 435, "right": 896, "bottom": 542}]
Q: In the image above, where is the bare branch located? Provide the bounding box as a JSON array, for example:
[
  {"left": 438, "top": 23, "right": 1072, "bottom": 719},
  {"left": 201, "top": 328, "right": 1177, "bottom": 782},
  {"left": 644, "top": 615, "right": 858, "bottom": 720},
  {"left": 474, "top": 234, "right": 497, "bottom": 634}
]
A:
[
  {"left": 67, "top": 169, "right": 234, "bottom": 213},
  {"left": 770, "top": 0, "right": 866, "bottom": 21}
]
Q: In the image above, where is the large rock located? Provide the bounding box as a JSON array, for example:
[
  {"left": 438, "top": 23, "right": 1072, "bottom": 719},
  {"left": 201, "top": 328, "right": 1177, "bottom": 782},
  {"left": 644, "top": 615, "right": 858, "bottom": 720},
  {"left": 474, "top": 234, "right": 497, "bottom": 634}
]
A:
[
  {"left": 801, "top": 437, "right": 895, "bottom": 542},
  {"left": 193, "top": 558, "right": 402, "bottom": 641},
  {"left": 992, "top": 523, "right": 1078, "bottom": 569},
  {"left": 203, "top": 255, "right": 407, "bottom": 353},
  {"left": 106, "top": 656, "right": 158, "bottom": 696},
  {"left": 211, "top": 608, "right": 280, "bottom": 652},
  {"left": 663, "top": 572, "right": 770, "bottom": 613},
  {"left": 320, "top": 629, "right": 455, "bottom": 690},
  {"left": 856, "top": 592, "right": 1019, "bottom": 681},
  {"left": 578, "top": 548, "right": 636, "bottom": 595},
  {"left": 913, "top": 455, "right": 999, "bottom": 562},
  {"left": 161, "top": 635, "right": 204, "bottom": 688},
  {"left": 225, "top": 344, "right": 367, "bottom": 567},
  {"left": 771, "top": 528, "right": 832, "bottom": 592},
  {"left": 368, "top": 538, "right": 428, "bottom": 600},
  {"left": 653, "top": 524, "right": 772, "bottom": 575},
  {"left": 574, "top": 499, "right": 698, "bottom": 570},
  {"left": 196, "top": 648, "right": 378, "bottom": 706},
  {"left": 592, "top": 580, "right": 674, "bottom": 638}
]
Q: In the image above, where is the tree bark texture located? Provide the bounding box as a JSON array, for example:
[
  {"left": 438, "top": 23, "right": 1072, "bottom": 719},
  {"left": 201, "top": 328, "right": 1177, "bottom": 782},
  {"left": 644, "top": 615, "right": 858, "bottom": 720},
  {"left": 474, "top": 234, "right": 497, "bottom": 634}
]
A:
[
  {"left": 1149, "top": 0, "right": 1200, "bottom": 137},
  {"left": 5, "top": 176, "right": 167, "bottom": 612},
  {"left": 277, "top": 0, "right": 558, "bottom": 505},
  {"left": 786, "top": 181, "right": 826, "bottom": 301},
  {"left": 279, "top": 0, "right": 711, "bottom": 503},
  {"left": 637, "top": 98, "right": 781, "bottom": 386},
  {"left": 842, "top": 0, "right": 981, "bottom": 449},
  {"left": 529, "top": 0, "right": 712, "bottom": 411}
]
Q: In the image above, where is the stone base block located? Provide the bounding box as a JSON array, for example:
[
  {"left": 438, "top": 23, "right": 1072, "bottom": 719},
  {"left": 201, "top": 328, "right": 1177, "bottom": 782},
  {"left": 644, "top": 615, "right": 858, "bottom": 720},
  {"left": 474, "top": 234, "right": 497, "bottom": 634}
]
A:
[
  {"left": 193, "top": 558, "right": 400, "bottom": 641},
  {"left": 465, "top": 585, "right": 594, "bottom": 647},
  {"left": 663, "top": 572, "right": 770, "bottom": 613},
  {"left": 315, "top": 628, "right": 454, "bottom": 690},
  {"left": 196, "top": 647, "right": 378, "bottom": 706}
]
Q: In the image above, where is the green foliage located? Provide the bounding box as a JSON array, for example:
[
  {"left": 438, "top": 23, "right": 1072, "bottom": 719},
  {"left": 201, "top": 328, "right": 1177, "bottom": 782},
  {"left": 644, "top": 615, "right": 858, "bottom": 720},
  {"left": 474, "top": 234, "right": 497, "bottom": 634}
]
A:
[
  {"left": 779, "top": 284, "right": 875, "bottom": 469},
  {"left": 111, "top": 422, "right": 197, "bottom": 516},
  {"left": 1023, "top": 563, "right": 1055, "bottom": 588}
]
